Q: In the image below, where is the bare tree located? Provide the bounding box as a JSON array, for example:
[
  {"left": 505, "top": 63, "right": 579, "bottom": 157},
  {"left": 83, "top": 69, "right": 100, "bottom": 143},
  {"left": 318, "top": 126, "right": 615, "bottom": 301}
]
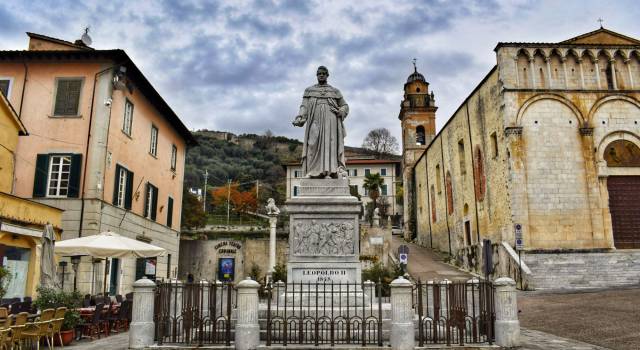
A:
[{"left": 362, "top": 128, "right": 399, "bottom": 156}]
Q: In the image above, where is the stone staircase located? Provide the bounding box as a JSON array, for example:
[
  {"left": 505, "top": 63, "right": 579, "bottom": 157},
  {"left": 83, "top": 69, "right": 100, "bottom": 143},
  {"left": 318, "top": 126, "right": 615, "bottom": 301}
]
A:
[{"left": 524, "top": 251, "right": 640, "bottom": 290}]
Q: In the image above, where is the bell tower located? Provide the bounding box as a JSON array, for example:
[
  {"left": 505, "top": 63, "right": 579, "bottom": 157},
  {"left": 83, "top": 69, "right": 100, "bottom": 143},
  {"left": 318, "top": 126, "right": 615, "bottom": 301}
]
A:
[{"left": 399, "top": 60, "right": 437, "bottom": 240}]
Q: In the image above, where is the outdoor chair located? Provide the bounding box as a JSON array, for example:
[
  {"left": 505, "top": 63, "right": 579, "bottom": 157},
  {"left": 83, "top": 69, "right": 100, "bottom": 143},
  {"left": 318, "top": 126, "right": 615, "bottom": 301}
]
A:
[
  {"left": 117, "top": 300, "right": 131, "bottom": 331},
  {"left": 125, "top": 293, "right": 133, "bottom": 301},
  {"left": 115, "top": 295, "right": 123, "bottom": 303},
  {"left": 0, "top": 327, "right": 11, "bottom": 350},
  {"left": 22, "top": 297, "right": 31, "bottom": 304},
  {"left": 81, "top": 303, "right": 104, "bottom": 340},
  {"left": 82, "top": 295, "right": 91, "bottom": 308},
  {"left": 50, "top": 307, "right": 66, "bottom": 348},
  {"left": 8, "top": 303, "right": 20, "bottom": 316},
  {"left": 94, "top": 296, "right": 103, "bottom": 306},
  {"left": 22, "top": 308, "right": 55, "bottom": 350},
  {"left": 10, "top": 312, "right": 29, "bottom": 350}
]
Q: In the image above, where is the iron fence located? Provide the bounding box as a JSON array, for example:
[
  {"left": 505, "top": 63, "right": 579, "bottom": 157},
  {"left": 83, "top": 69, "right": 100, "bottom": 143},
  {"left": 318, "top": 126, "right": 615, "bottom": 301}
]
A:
[
  {"left": 265, "top": 281, "right": 384, "bottom": 347},
  {"left": 154, "top": 281, "right": 235, "bottom": 346},
  {"left": 415, "top": 280, "right": 495, "bottom": 346}
]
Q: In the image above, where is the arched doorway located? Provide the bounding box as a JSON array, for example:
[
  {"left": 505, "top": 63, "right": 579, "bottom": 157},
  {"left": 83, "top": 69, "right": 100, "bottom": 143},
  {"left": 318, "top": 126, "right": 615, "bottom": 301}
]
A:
[{"left": 604, "top": 139, "right": 640, "bottom": 249}]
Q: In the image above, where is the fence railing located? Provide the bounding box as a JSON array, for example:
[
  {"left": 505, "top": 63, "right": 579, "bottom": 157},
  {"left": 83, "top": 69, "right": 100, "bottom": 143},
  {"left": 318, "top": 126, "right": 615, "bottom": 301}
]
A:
[
  {"left": 265, "top": 281, "right": 384, "bottom": 347},
  {"left": 415, "top": 279, "right": 495, "bottom": 346},
  {"left": 153, "top": 281, "right": 235, "bottom": 346}
]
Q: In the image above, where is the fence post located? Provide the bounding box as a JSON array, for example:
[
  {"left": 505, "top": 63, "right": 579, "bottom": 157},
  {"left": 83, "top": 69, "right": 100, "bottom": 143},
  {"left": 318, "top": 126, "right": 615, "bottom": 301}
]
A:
[
  {"left": 390, "top": 276, "right": 414, "bottom": 350},
  {"left": 129, "top": 277, "right": 156, "bottom": 349},
  {"left": 235, "top": 277, "right": 260, "bottom": 350},
  {"left": 494, "top": 277, "right": 520, "bottom": 347},
  {"left": 273, "top": 280, "right": 285, "bottom": 304},
  {"left": 363, "top": 280, "right": 375, "bottom": 301}
]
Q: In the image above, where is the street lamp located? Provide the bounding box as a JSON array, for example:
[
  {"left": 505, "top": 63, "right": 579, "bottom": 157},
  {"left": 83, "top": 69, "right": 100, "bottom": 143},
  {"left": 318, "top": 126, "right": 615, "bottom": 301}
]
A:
[
  {"left": 58, "top": 261, "right": 68, "bottom": 290},
  {"left": 70, "top": 256, "right": 82, "bottom": 291}
]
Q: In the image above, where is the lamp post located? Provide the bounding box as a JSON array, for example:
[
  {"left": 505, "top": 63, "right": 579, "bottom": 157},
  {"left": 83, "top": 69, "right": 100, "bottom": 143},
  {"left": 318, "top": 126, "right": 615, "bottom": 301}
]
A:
[
  {"left": 70, "top": 256, "right": 81, "bottom": 292},
  {"left": 59, "top": 261, "right": 68, "bottom": 290}
]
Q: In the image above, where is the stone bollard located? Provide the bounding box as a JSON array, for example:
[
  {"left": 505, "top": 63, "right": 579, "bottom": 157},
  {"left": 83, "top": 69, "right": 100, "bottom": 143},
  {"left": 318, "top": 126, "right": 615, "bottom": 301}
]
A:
[
  {"left": 494, "top": 277, "right": 520, "bottom": 347},
  {"left": 363, "top": 280, "right": 375, "bottom": 302},
  {"left": 235, "top": 277, "right": 260, "bottom": 350},
  {"left": 390, "top": 276, "right": 414, "bottom": 350},
  {"left": 273, "top": 280, "right": 285, "bottom": 304},
  {"left": 129, "top": 277, "right": 156, "bottom": 349}
]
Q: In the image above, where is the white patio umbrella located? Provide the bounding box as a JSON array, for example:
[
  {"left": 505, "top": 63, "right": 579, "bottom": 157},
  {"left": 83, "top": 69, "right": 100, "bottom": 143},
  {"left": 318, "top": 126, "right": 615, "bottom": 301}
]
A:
[
  {"left": 55, "top": 231, "right": 165, "bottom": 293},
  {"left": 55, "top": 231, "right": 166, "bottom": 258}
]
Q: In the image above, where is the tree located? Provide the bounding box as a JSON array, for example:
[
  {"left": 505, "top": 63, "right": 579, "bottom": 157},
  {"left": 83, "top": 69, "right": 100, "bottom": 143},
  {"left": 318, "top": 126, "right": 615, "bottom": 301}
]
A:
[
  {"left": 363, "top": 172, "right": 384, "bottom": 211},
  {"left": 181, "top": 190, "right": 207, "bottom": 230},
  {"left": 362, "top": 128, "right": 399, "bottom": 156}
]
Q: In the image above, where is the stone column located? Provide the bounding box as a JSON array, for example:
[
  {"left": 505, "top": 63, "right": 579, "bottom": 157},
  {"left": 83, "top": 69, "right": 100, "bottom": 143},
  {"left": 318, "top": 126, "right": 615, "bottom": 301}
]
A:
[
  {"left": 273, "top": 280, "right": 285, "bottom": 304},
  {"left": 625, "top": 59, "right": 634, "bottom": 88},
  {"left": 610, "top": 59, "right": 618, "bottom": 89},
  {"left": 578, "top": 58, "right": 585, "bottom": 88},
  {"left": 129, "top": 277, "right": 157, "bottom": 349},
  {"left": 268, "top": 215, "right": 277, "bottom": 278},
  {"left": 363, "top": 280, "right": 375, "bottom": 301},
  {"left": 235, "top": 278, "right": 260, "bottom": 350},
  {"left": 494, "top": 277, "right": 520, "bottom": 347},
  {"left": 594, "top": 58, "right": 602, "bottom": 88},
  {"left": 390, "top": 276, "right": 414, "bottom": 350}
]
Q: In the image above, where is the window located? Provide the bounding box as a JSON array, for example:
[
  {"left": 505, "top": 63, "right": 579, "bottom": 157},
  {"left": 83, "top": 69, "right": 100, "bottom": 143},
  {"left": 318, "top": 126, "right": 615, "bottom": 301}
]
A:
[
  {"left": 112, "top": 164, "right": 134, "bottom": 209},
  {"left": 167, "top": 254, "right": 172, "bottom": 279},
  {"left": 349, "top": 185, "right": 358, "bottom": 195},
  {"left": 171, "top": 145, "right": 177, "bottom": 171},
  {"left": 416, "top": 126, "right": 425, "bottom": 145},
  {"left": 293, "top": 186, "right": 299, "bottom": 196},
  {"left": 53, "top": 78, "right": 83, "bottom": 116},
  {"left": 294, "top": 170, "right": 301, "bottom": 178},
  {"left": 0, "top": 78, "right": 11, "bottom": 97},
  {"left": 33, "top": 154, "right": 81, "bottom": 198},
  {"left": 381, "top": 184, "right": 388, "bottom": 196},
  {"left": 144, "top": 183, "right": 158, "bottom": 220},
  {"left": 380, "top": 168, "right": 387, "bottom": 176},
  {"left": 167, "top": 197, "right": 174, "bottom": 228},
  {"left": 122, "top": 99, "right": 134, "bottom": 135},
  {"left": 491, "top": 132, "right": 498, "bottom": 158},
  {"left": 364, "top": 187, "right": 369, "bottom": 196},
  {"left": 364, "top": 168, "right": 371, "bottom": 176},
  {"left": 150, "top": 125, "right": 158, "bottom": 156},
  {"left": 458, "top": 139, "right": 466, "bottom": 175},
  {"left": 47, "top": 155, "right": 71, "bottom": 197},
  {"left": 435, "top": 164, "right": 442, "bottom": 194},
  {"left": 352, "top": 169, "right": 357, "bottom": 177}
]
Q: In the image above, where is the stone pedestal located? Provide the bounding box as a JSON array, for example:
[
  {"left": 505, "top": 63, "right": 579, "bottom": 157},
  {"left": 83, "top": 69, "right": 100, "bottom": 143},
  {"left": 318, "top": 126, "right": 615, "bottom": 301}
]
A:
[
  {"left": 390, "top": 276, "right": 414, "bottom": 350},
  {"left": 129, "top": 277, "right": 156, "bottom": 349},
  {"left": 235, "top": 278, "right": 260, "bottom": 350},
  {"left": 494, "top": 277, "right": 520, "bottom": 347},
  {"left": 286, "top": 179, "right": 362, "bottom": 284}
]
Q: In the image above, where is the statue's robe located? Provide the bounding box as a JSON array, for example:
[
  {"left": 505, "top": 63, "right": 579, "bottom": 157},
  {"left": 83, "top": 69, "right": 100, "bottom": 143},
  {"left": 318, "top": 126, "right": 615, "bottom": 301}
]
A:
[{"left": 297, "top": 84, "right": 349, "bottom": 177}]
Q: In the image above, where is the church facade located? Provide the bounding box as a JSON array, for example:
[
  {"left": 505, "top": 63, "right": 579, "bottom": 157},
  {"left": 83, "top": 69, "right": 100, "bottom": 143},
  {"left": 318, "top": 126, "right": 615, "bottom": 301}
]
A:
[{"left": 405, "top": 28, "right": 640, "bottom": 289}]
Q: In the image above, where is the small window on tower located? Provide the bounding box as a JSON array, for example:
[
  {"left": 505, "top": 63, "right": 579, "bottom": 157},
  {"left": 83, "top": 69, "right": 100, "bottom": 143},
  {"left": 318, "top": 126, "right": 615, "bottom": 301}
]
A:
[
  {"left": 416, "top": 126, "right": 425, "bottom": 145},
  {"left": 416, "top": 87, "right": 421, "bottom": 92}
]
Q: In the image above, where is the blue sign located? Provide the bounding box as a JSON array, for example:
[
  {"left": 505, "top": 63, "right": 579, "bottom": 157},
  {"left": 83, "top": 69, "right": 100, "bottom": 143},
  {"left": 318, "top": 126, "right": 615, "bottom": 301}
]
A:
[{"left": 218, "top": 258, "right": 235, "bottom": 281}]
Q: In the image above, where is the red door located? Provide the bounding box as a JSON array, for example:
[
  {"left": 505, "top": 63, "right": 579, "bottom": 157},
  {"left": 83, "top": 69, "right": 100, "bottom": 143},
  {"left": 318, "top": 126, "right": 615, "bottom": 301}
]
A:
[{"left": 607, "top": 176, "right": 640, "bottom": 249}]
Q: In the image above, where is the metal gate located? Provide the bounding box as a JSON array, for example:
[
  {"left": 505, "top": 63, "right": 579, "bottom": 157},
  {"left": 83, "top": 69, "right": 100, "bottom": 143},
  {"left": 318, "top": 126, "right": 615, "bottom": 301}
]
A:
[
  {"left": 154, "top": 281, "right": 234, "bottom": 346},
  {"left": 607, "top": 176, "right": 640, "bottom": 249},
  {"left": 415, "top": 280, "right": 494, "bottom": 346}
]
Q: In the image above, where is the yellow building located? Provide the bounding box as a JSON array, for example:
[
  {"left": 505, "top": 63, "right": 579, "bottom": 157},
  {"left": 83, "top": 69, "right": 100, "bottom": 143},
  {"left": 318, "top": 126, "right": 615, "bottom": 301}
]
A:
[{"left": 0, "top": 91, "right": 62, "bottom": 298}]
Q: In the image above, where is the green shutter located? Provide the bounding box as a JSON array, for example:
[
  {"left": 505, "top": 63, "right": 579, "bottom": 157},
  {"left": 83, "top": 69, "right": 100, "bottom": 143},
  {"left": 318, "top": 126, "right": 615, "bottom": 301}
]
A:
[
  {"left": 0, "top": 80, "right": 9, "bottom": 97},
  {"left": 124, "top": 170, "right": 134, "bottom": 210},
  {"left": 68, "top": 154, "right": 82, "bottom": 198},
  {"left": 151, "top": 185, "right": 158, "bottom": 221},
  {"left": 167, "top": 197, "right": 173, "bottom": 228},
  {"left": 112, "top": 164, "right": 122, "bottom": 205},
  {"left": 33, "top": 154, "right": 50, "bottom": 197},
  {"left": 54, "top": 79, "right": 81, "bottom": 116},
  {"left": 143, "top": 183, "right": 150, "bottom": 218}
]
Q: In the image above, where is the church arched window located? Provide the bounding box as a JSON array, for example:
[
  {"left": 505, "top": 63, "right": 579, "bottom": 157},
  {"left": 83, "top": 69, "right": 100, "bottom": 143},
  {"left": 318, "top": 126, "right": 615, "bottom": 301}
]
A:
[
  {"left": 604, "top": 140, "right": 640, "bottom": 167},
  {"left": 416, "top": 126, "right": 425, "bottom": 145}
]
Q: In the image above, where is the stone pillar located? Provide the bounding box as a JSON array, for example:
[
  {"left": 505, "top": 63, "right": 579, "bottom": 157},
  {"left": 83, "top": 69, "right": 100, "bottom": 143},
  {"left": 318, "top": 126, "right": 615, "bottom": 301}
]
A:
[
  {"left": 390, "top": 276, "right": 414, "bottom": 350},
  {"left": 594, "top": 58, "right": 602, "bottom": 88},
  {"left": 363, "top": 280, "right": 375, "bottom": 301},
  {"left": 235, "top": 278, "right": 260, "bottom": 350},
  {"left": 273, "top": 280, "right": 285, "bottom": 304},
  {"left": 610, "top": 59, "right": 618, "bottom": 89},
  {"left": 268, "top": 215, "right": 277, "bottom": 278},
  {"left": 626, "top": 59, "right": 634, "bottom": 88},
  {"left": 129, "top": 277, "right": 156, "bottom": 349},
  {"left": 494, "top": 277, "right": 520, "bottom": 347}
]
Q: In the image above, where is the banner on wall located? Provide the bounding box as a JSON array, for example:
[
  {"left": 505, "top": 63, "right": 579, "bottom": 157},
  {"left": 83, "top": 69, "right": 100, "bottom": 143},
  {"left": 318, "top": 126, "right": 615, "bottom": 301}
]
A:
[{"left": 218, "top": 258, "right": 235, "bottom": 281}]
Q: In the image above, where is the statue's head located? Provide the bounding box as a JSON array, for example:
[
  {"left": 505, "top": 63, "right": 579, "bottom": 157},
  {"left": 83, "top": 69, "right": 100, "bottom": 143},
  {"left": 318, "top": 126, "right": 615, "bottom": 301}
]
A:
[{"left": 316, "top": 66, "right": 329, "bottom": 84}]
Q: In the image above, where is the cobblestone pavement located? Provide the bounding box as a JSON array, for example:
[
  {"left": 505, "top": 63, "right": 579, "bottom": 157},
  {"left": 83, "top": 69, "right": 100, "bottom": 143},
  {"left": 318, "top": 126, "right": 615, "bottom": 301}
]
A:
[
  {"left": 518, "top": 287, "right": 640, "bottom": 350},
  {"left": 519, "top": 328, "right": 611, "bottom": 350},
  {"left": 65, "top": 332, "right": 128, "bottom": 350},
  {"left": 390, "top": 235, "right": 472, "bottom": 281}
]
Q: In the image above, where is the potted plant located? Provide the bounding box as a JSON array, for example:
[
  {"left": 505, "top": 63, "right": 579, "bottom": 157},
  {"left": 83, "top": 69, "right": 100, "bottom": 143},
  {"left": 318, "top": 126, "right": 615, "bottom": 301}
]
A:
[{"left": 34, "top": 287, "right": 83, "bottom": 345}]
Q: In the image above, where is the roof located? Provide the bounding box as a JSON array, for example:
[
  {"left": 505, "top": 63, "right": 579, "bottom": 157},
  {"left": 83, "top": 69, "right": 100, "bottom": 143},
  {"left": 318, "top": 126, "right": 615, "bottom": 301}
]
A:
[
  {"left": 0, "top": 91, "right": 27, "bottom": 135},
  {"left": 495, "top": 27, "right": 640, "bottom": 50},
  {"left": 0, "top": 49, "right": 197, "bottom": 145},
  {"left": 27, "top": 32, "right": 94, "bottom": 51}
]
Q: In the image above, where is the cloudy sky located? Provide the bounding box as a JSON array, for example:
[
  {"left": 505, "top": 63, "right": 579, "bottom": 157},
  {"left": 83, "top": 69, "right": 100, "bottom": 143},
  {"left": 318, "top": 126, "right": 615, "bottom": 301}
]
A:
[{"left": 2, "top": 0, "right": 639, "bottom": 148}]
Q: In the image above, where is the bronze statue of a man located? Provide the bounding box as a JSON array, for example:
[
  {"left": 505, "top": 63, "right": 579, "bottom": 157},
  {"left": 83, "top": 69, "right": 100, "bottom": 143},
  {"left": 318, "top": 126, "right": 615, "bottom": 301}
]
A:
[{"left": 293, "top": 66, "right": 349, "bottom": 178}]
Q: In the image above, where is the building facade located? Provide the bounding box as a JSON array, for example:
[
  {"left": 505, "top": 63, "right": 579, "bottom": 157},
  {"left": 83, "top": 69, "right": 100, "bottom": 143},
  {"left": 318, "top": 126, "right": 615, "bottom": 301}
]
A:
[
  {"left": 0, "top": 33, "right": 195, "bottom": 294},
  {"left": 0, "top": 90, "right": 63, "bottom": 298},
  {"left": 285, "top": 158, "right": 402, "bottom": 218},
  {"left": 408, "top": 28, "right": 640, "bottom": 289}
]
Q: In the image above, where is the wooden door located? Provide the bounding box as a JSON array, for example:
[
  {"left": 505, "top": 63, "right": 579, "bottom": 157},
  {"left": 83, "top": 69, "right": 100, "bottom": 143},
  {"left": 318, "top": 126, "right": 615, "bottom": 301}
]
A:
[{"left": 607, "top": 176, "right": 640, "bottom": 249}]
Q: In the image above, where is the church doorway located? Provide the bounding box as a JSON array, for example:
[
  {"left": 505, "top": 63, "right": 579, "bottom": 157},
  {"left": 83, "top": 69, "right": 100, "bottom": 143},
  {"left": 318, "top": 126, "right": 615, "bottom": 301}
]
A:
[{"left": 607, "top": 176, "right": 640, "bottom": 249}]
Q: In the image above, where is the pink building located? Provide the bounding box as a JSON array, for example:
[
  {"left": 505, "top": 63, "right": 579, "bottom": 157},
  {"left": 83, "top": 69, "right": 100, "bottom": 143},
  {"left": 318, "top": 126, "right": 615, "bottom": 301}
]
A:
[{"left": 0, "top": 33, "right": 196, "bottom": 294}]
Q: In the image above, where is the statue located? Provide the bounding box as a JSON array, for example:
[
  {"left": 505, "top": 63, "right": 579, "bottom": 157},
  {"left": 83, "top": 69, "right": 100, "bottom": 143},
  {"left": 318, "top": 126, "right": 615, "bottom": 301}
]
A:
[
  {"left": 265, "top": 198, "right": 280, "bottom": 216},
  {"left": 293, "top": 66, "right": 349, "bottom": 178}
]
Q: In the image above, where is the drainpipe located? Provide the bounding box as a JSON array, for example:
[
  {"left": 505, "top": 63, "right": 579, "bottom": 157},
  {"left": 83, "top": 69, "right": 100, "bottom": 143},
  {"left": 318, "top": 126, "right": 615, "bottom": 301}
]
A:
[{"left": 18, "top": 62, "right": 28, "bottom": 118}]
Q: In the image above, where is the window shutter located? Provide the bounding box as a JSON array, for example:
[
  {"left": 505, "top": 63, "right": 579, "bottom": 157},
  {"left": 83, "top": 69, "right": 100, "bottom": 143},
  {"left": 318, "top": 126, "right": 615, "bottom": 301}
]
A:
[
  {"left": 0, "top": 80, "right": 9, "bottom": 97},
  {"left": 151, "top": 186, "right": 158, "bottom": 221},
  {"left": 68, "top": 154, "right": 82, "bottom": 198},
  {"left": 124, "top": 170, "right": 134, "bottom": 210},
  {"left": 33, "top": 154, "right": 50, "bottom": 197},
  {"left": 112, "top": 164, "right": 122, "bottom": 205},
  {"left": 54, "top": 81, "right": 68, "bottom": 115},
  {"left": 54, "top": 80, "right": 81, "bottom": 116},
  {"left": 167, "top": 197, "right": 174, "bottom": 228},
  {"left": 143, "top": 183, "right": 150, "bottom": 218}
]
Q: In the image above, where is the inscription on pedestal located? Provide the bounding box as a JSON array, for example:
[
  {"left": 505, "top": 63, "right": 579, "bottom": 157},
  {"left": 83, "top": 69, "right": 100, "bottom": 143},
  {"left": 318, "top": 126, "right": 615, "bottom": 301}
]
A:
[{"left": 291, "top": 267, "right": 357, "bottom": 283}]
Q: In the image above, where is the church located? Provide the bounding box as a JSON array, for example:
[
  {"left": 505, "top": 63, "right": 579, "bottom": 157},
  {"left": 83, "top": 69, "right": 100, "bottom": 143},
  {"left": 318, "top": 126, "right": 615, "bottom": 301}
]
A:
[{"left": 401, "top": 27, "right": 640, "bottom": 289}]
